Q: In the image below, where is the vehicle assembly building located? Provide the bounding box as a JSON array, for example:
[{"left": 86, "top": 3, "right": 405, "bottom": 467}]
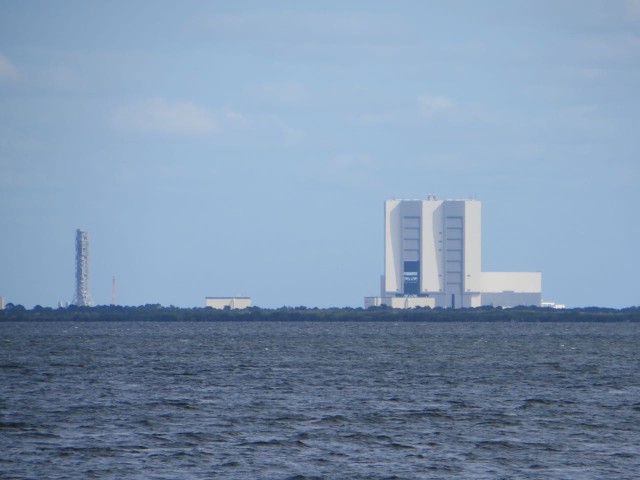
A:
[{"left": 365, "top": 197, "right": 541, "bottom": 309}]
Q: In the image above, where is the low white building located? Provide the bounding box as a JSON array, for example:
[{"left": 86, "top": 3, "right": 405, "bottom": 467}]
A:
[
  {"left": 205, "top": 297, "right": 252, "bottom": 310},
  {"left": 366, "top": 197, "right": 542, "bottom": 309},
  {"left": 365, "top": 296, "right": 434, "bottom": 309},
  {"left": 541, "top": 301, "right": 566, "bottom": 309}
]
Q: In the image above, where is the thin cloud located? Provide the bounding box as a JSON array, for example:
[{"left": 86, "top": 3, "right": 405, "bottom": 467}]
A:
[
  {"left": 348, "top": 110, "right": 399, "bottom": 127},
  {"left": 418, "top": 95, "right": 456, "bottom": 119},
  {"left": 112, "top": 98, "right": 219, "bottom": 135},
  {"left": 348, "top": 95, "right": 458, "bottom": 128},
  {"left": 578, "top": 32, "right": 640, "bottom": 62},
  {"left": 626, "top": 0, "right": 640, "bottom": 21},
  {"left": 204, "top": 11, "right": 406, "bottom": 43},
  {"left": 303, "top": 153, "right": 376, "bottom": 188},
  {"left": 0, "top": 54, "right": 19, "bottom": 82},
  {"left": 257, "top": 81, "right": 309, "bottom": 106}
]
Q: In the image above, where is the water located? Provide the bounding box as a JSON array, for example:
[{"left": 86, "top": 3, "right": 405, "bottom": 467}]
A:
[{"left": 1, "top": 321, "right": 639, "bottom": 479}]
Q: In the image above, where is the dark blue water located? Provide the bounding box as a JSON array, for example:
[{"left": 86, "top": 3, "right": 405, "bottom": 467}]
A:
[{"left": 1, "top": 321, "right": 639, "bottom": 479}]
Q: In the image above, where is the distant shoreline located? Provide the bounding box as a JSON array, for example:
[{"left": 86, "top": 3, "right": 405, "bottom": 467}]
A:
[{"left": 1, "top": 305, "right": 639, "bottom": 322}]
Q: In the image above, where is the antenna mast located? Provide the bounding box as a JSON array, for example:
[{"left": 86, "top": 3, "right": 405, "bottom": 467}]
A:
[{"left": 111, "top": 276, "right": 116, "bottom": 306}]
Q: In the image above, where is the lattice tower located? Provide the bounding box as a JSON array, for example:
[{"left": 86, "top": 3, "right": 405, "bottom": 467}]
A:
[{"left": 73, "top": 229, "right": 92, "bottom": 306}]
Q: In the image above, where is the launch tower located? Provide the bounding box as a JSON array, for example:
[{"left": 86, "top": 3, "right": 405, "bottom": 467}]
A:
[{"left": 73, "top": 229, "right": 92, "bottom": 306}]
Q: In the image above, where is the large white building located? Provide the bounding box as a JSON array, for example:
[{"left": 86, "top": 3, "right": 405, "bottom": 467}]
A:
[
  {"left": 365, "top": 197, "right": 541, "bottom": 309},
  {"left": 205, "top": 297, "right": 252, "bottom": 310}
]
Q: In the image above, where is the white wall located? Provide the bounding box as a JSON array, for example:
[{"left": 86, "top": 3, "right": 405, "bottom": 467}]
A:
[
  {"left": 481, "top": 292, "right": 542, "bottom": 307},
  {"left": 463, "top": 200, "right": 482, "bottom": 293},
  {"left": 384, "top": 200, "right": 402, "bottom": 295},
  {"left": 421, "top": 200, "right": 443, "bottom": 293},
  {"left": 205, "top": 297, "right": 252, "bottom": 309},
  {"left": 481, "top": 272, "right": 541, "bottom": 293},
  {"left": 365, "top": 296, "right": 435, "bottom": 308}
]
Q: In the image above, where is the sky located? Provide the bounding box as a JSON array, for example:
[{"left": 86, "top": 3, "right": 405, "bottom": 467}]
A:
[{"left": 1, "top": 0, "right": 639, "bottom": 309}]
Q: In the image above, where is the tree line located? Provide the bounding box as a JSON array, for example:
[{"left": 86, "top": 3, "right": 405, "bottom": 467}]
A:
[{"left": 1, "top": 303, "right": 640, "bottom": 322}]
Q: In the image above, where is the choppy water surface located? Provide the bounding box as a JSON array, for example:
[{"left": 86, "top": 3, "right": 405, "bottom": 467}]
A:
[{"left": 1, "top": 321, "right": 639, "bottom": 479}]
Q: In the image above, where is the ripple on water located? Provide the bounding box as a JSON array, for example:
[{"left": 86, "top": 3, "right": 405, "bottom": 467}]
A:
[{"left": 1, "top": 321, "right": 639, "bottom": 479}]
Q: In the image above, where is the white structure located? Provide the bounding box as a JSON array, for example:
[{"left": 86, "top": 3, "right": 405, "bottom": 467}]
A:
[
  {"left": 365, "top": 197, "right": 541, "bottom": 309},
  {"left": 73, "top": 229, "right": 92, "bottom": 307},
  {"left": 541, "top": 301, "right": 566, "bottom": 309},
  {"left": 205, "top": 297, "right": 252, "bottom": 310}
]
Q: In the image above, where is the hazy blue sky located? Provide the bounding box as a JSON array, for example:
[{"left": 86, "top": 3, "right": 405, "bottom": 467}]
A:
[{"left": 1, "top": 1, "right": 638, "bottom": 309}]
